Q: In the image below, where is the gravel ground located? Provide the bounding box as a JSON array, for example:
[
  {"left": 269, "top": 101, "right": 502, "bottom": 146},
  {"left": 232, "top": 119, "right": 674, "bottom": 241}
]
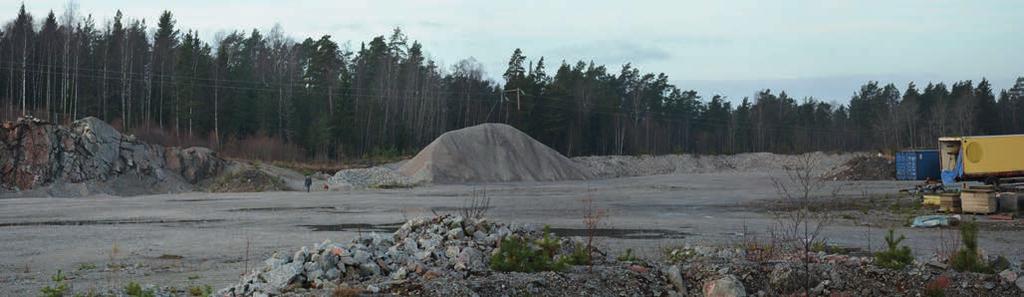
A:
[{"left": 2, "top": 172, "right": 1023, "bottom": 296}]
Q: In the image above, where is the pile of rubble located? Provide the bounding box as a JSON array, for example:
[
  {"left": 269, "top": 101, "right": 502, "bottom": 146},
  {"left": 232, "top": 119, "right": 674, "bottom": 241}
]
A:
[
  {"left": 216, "top": 215, "right": 1023, "bottom": 296},
  {"left": 328, "top": 166, "right": 416, "bottom": 189},
  {"left": 219, "top": 215, "right": 572, "bottom": 296},
  {"left": 824, "top": 154, "right": 895, "bottom": 180},
  {"left": 0, "top": 116, "right": 224, "bottom": 196},
  {"left": 658, "top": 244, "right": 1023, "bottom": 296}
]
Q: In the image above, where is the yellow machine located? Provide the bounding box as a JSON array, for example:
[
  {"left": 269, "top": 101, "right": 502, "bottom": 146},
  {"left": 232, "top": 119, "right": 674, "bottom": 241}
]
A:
[{"left": 939, "top": 135, "right": 1024, "bottom": 184}]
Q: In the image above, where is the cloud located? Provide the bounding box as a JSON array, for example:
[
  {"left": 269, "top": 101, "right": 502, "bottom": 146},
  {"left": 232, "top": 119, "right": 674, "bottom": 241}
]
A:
[
  {"left": 326, "top": 23, "right": 367, "bottom": 32},
  {"left": 547, "top": 41, "right": 672, "bottom": 64},
  {"left": 417, "top": 20, "right": 446, "bottom": 29}
]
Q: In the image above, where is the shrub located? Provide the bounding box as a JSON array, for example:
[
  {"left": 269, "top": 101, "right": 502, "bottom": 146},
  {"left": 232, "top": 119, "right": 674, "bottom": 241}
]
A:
[
  {"left": 563, "top": 247, "right": 591, "bottom": 266},
  {"left": 188, "top": 284, "right": 213, "bottom": 297},
  {"left": 124, "top": 282, "right": 155, "bottom": 297},
  {"left": 617, "top": 248, "right": 637, "bottom": 262},
  {"left": 874, "top": 229, "right": 914, "bottom": 269},
  {"left": 949, "top": 221, "right": 993, "bottom": 273},
  {"left": 664, "top": 247, "right": 697, "bottom": 264},
  {"left": 535, "top": 225, "right": 561, "bottom": 260},
  {"left": 489, "top": 231, "right": 566, "bottom": 272},
  {"left": 40, "top": 270, "right": 69, "bottom": 297}
]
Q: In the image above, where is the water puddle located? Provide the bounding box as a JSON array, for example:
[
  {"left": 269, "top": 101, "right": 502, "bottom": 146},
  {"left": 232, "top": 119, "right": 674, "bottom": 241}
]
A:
[
  {"left": 547, "top": 227, "right": 691, "bottom": 240},
  {"left": 227, "top": 206, "right": 337, "bottom": 212},
  {"left": 0, "top": 218, "right": 224, "bottom": 228},
  {"left": 301, "top": 222, "right": 404, "bottom": 232}
]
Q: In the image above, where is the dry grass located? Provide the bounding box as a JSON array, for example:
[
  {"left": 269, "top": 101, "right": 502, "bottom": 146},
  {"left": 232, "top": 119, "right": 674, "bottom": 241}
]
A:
[
  {"left": 460, "top": 188, "right": 491, "bottom": 219},
  {"left": 332, "top": 286, "right": 363, "bottom": 297}
]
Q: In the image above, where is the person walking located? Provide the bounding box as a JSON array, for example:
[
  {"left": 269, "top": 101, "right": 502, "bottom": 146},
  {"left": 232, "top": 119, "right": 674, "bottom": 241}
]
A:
[{"left": 304, "top": 175, "right": 312, "bottom": 193}]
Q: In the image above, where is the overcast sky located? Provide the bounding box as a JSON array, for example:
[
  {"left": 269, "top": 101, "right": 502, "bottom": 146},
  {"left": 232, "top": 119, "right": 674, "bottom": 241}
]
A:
[{"left": 10, "top": 0, "right": 1023, "bottom": 104}]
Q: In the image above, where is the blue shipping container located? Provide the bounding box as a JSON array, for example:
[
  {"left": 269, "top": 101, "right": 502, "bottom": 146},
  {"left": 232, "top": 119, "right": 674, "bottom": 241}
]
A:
[{"left": 896, "top": 150, "right": 940, "bottom": 180}]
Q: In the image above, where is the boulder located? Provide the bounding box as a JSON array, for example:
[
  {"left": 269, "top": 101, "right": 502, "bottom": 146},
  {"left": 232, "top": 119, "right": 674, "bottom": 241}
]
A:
[
  {"left": 165, "top": 146, "right": 224, "bottom": 183},
  {"left": 266, "top": 262, "right": 303, "bottom": 290},
  {"left": 0, "top": 116, "right": 224, "bottom": 194},
  {"left": 703, "top": 275, "right": 747, "bottom": 297},
  {"left": 769, "top": 263, "right": 818, "bottom": 294},
  {"left": 665, "top": 265, "right": 686, "bottom": 294}
]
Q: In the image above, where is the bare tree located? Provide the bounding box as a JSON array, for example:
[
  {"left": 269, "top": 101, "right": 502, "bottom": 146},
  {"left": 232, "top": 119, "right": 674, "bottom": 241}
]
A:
[{"left": 770, "top": 153, "right": 838, "bottom": 295}]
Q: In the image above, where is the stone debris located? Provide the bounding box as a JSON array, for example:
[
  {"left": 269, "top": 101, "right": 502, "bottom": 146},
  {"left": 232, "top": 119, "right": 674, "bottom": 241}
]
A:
[
  {"left": 0, "top": 116, "right": 223, "bottom": 196},
  {"left": 329, "top": 166, "right": 415, "bottom": 189},
  {"left": 665, "top": 244, "right": 1022, "bottom": 297},
  {"left": 823, "top": 154, "right": 895, "bottom": 180},
  {"left": 218, "top": 215, "right": 571, "bottom": 296},
  {"left": 212, "top": 216, "right": 1024, "bottom": 297},
  {"left": 703, "top": 275, "right": 747, "bottom": 297}
]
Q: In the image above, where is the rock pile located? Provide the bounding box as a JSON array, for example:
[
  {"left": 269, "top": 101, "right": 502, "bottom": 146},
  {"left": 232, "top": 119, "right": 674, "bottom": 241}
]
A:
[
  {"left": 824, "top": 154, "right": 895, "bottom": 180},
  {"left": 329, "top": 166, "right": 415, "bottom": 189},
  {"left": 218, "top": 215, "right": 560, "bottom": 296},
  {"left": 661, "top": 244, "right": 1023, "bottom": 297},
  {"left": 0, "top": 116, "right": 224, "bottom": 196}
]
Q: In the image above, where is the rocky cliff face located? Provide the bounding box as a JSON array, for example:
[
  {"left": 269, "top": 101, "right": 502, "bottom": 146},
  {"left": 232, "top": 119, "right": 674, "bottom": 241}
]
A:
[{"left": 0, "top": 116, "right": 224, "bottom": 195}]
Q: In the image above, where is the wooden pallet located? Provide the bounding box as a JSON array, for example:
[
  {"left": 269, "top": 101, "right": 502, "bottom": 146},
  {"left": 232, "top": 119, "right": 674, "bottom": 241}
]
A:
[{"left": 961, "top": 189, "right": 997, "bottom": 214}]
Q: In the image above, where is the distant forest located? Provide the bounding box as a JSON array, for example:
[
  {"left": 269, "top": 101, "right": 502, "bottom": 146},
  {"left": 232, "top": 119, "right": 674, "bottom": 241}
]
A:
[{"left": 2, "top": 5, "right": 1024, "bottom": 160}]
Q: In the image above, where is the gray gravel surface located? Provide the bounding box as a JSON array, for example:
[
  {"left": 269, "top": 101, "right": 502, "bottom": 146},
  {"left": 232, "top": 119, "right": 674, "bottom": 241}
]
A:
[{"left": 2, "top": 172, "right": 1022, "bottom": 296}]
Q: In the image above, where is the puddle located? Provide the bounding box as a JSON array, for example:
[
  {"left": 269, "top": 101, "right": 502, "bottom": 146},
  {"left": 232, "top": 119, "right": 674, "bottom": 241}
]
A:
[
  {"left": 227, "top": 206, "right": 337, "bottom": 212},
  {"left": 547, "top": 227, "right": 691, "bottom": 240},
  {"left": 429, "top": 206, "right": 494, "bottom": 213},
  {"left": 301, "top": 222, "right": 404, "bottom": 232},
  {"left": 0, "top": 218, "right": 224, "bottom": 228},
  {"left": 169, "top": 198, "right": 245, "bottom": 202}
]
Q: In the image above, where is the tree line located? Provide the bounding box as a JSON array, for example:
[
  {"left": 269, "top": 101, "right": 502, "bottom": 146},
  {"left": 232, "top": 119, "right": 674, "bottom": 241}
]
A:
[{"left": 2, "top": 5, "right": 1023, "bottom": 160}]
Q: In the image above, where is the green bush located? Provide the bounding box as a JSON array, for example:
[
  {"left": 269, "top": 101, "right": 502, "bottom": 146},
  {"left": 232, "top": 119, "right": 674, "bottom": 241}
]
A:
[
  {"left": 40, "top": 270, "right": 69, "bottom": 297},
  {"left": 535, "top": 225, "right": 561, "bottom": 260},
  {"left": 188, "top": 284, "right": 213, "bottom": 297},
  {"left": 563, "top": 247, "right": 591, "bottom": 265},
  {"left": 490, "top": 227, "right": 568, "bottom": 272},
  {"left": 617, "top": 248, "right": 637, "bottom": 262},
  {"left": 874, "top": 229, "right": 913, "bottom": 269},
  {"left": 949, "top": 221, "right": 993, "bottom": 273},
  {"left": 664, "top": 247, "right": 698, "bottom": 264},
  {"left": 124, "top": 282, "right": 155, "bottom": 297}
]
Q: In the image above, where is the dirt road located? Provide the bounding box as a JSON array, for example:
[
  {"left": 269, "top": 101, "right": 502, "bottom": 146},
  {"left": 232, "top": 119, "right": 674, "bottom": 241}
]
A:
[{"left": 2, "top": 172, "right": 1022, "bottom": 295}]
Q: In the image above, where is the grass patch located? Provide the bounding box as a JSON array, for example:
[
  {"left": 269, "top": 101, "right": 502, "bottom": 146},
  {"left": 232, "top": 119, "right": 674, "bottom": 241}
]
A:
[
  {"left": 188, "top": 284, "right": 213, "bottom": 297},
  {"left": 39, "top": 270, "right": 69, "bottom": 297},
  {"left": 617, "top": 248, "right": 638, "bottom": 262},
  {"left": 124, "top": 281, "right": 156, "bottom": 297},
  {"left": 664, "top": 246, "right": 698, "bottom": 264}
]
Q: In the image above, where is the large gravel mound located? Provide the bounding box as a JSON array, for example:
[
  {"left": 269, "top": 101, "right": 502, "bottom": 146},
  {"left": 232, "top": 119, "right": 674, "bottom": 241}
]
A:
[{"left": 398, "top": 123, "right": 593, "bottom": 183}]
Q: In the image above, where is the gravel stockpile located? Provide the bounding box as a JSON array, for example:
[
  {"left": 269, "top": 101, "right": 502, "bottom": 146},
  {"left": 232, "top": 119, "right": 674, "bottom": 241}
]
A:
[
  {"left": 574, "top": 152, "right": 856, "bottom": 179},
  {"left": 398, "top": 123, "right": 593, "bottom": 183},
  {"left": 824, "top": 154, "right": 896, "bottom": 180},
  {"left": 329, "top": 166, "right": 415, "bottom": 189}
]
